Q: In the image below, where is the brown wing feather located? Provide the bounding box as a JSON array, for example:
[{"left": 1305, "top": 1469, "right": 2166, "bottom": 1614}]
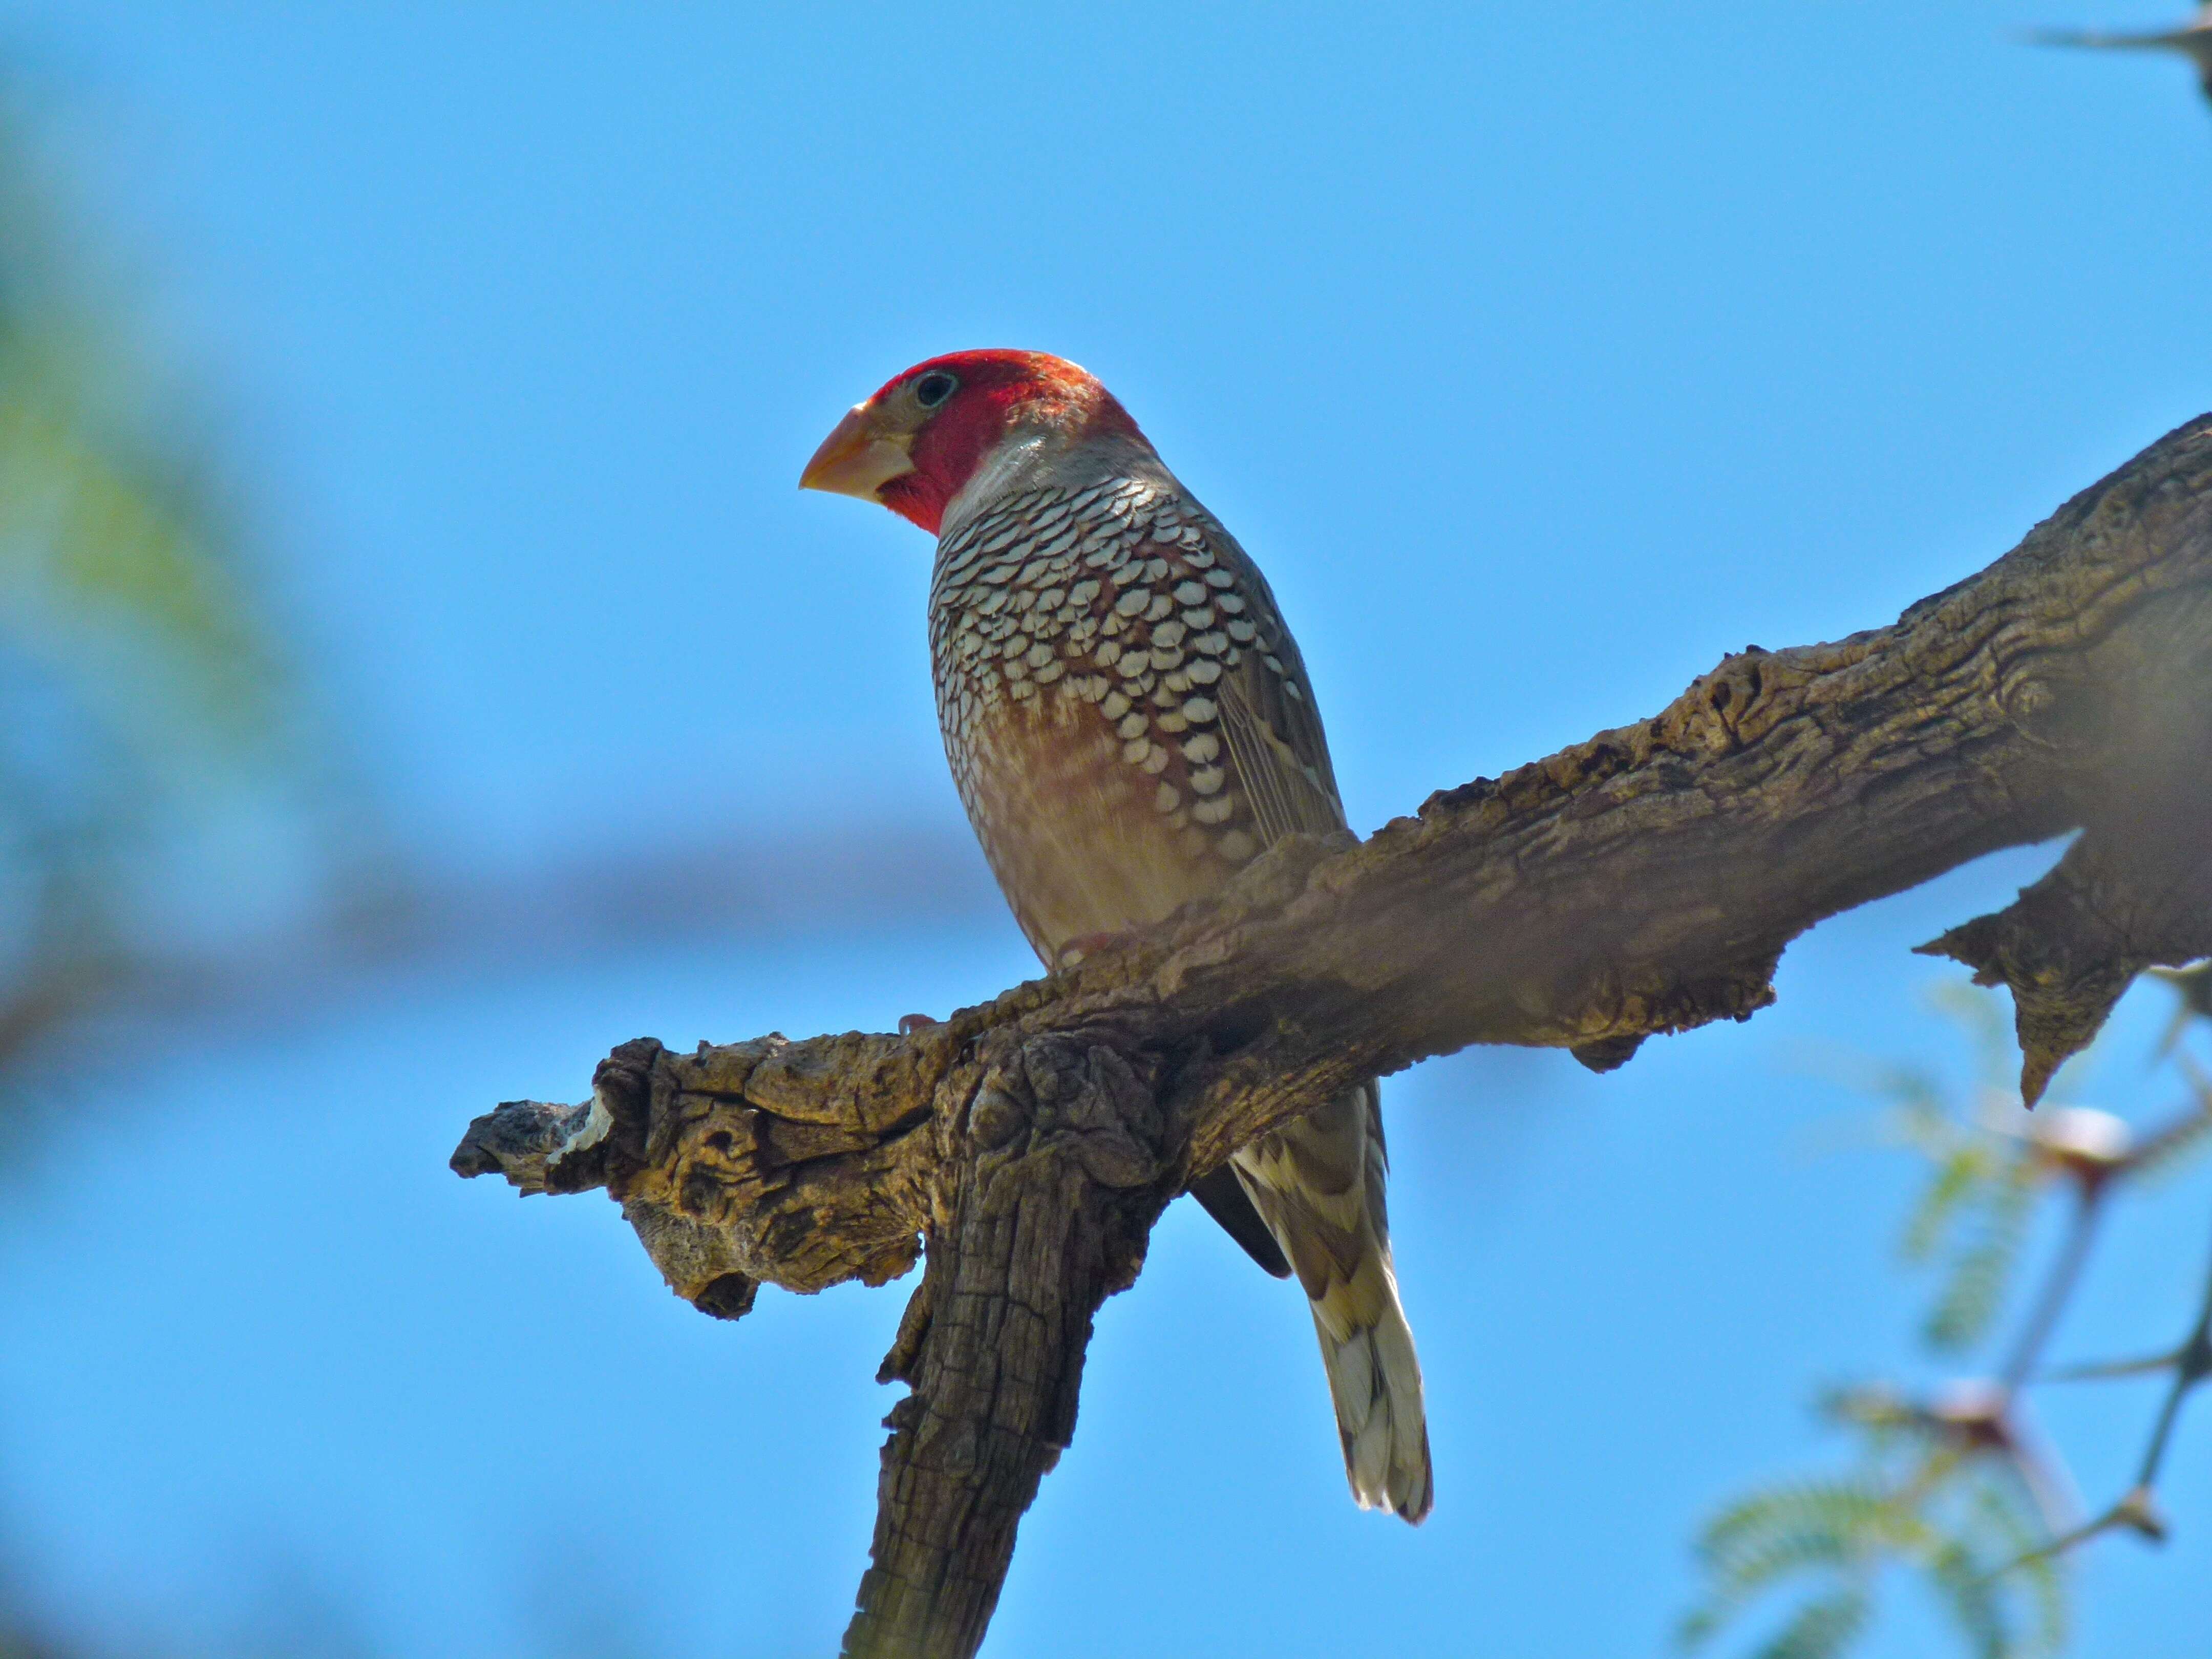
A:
[{"left": 1186, "top": 523, "right": 1347, "bottom": 844}]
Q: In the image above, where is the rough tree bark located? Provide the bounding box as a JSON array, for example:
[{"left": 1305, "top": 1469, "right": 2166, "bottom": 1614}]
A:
[{"left": 453, "top": 415, "right": 2212, "bottom": 1659}]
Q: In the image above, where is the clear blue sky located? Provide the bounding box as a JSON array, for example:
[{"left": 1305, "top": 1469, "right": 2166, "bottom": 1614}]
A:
[{"left": 1, "top": 3, "right": 2208, "bottom": 1655}]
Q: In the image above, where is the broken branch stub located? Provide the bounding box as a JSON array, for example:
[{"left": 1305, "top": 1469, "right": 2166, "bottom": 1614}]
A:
[
  {"left": 1918, "top": 807, "right": 2212, "bottom": 1106},
  {"left": 846, "top": 1033, "right": 1175, "bottom": 1659},
  {"left": 452, "top": 414, "right": 2212, "bottom": 1659}
]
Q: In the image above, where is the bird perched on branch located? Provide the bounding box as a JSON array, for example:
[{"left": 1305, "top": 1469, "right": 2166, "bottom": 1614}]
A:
[
  {"left": 2028, "top": 5, "right": 2212, "bottom": 105},
  {"left": 802, "top": 349, "right": 1432, "bottom": 1522}
]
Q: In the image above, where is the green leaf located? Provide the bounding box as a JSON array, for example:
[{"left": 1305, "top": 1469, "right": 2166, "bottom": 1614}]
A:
[
  {"left": 1698, "top": 1480, "right": 1897, "bottom": 1586},
  {"left": 1922, "top": 1153, "right": 2037, "bottom": 1352},
  {"left": 1925, "top": 1536, "right": 2009, "bottom": 1659},
  {"left": 1901, "top": 1145, "right": 1988, "bottom": 1264},
  {"left": 1751, "top": 1589, "right": 1872, "bottom": 1659}
]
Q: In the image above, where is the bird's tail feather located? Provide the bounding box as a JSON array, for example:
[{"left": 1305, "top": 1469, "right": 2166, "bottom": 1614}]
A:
[
  {"left": 1311, "top": 1247, "right": 1433, "bottom": 1523},
  {"left": 1230, "top": 1083, "right": 1432, "bottom": 1524}
]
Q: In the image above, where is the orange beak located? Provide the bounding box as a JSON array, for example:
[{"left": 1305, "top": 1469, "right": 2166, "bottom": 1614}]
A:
[{"left": 799, "top": 402, "right": 916, "bottom": 501}]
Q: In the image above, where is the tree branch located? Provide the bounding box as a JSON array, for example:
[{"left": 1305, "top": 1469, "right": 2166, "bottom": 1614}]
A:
[{"left": 453, "top": 414, "right": 2212, "bottom": 1658}]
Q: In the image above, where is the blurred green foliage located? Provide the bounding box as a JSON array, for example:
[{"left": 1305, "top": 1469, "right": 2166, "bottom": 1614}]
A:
[
  {"left": 0, "top": 76, "right": 293, "bottom": 1097},
  {"left": 1887, "top": 988, "right": 2056, "bottom": 1357},
  {"left": 1682, "top": 1388, "right": 2067, "bottom": 1659},
  {"left": 0, "top": 66, "right": 359, "bottom": 1659},
  {"left": 1681, "top": 975, "right": 2212, "bottom": 1659}
]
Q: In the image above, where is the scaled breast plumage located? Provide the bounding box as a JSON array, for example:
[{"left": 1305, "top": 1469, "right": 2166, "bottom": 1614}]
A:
[{"left": 928, "top": 465, "right": 1345, "bottom": 960}]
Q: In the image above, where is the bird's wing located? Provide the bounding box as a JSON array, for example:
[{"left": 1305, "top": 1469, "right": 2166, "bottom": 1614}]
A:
[
  {"left": 1187, "top": 1164, "right": 1293, "bottom": 1278},
  {"left": 1168, "top": 502, "right": 1433, "bottom": 1521},
  {"left": 1184, "top": 516, "right": 1349, "bottom": 844}
]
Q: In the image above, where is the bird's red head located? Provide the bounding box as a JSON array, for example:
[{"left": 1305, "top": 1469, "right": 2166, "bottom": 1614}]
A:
[{"left": 800, "top": 350, "right": 1144, "bottom": 535}]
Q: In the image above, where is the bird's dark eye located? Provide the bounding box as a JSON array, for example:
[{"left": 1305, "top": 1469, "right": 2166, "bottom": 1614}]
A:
[{"left": 914, "top": 371, "right": 958, "bottom": 409}]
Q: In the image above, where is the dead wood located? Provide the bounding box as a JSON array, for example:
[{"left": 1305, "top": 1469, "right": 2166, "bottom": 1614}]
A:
[{"left": 452, "top": 413, "right": 2212, "bottom": 1659}]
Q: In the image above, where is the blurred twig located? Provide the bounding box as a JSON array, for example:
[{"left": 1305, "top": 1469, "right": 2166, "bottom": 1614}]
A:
[{"left": 1684, "top": 969, "right": 2212, "bottom": 1657}]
